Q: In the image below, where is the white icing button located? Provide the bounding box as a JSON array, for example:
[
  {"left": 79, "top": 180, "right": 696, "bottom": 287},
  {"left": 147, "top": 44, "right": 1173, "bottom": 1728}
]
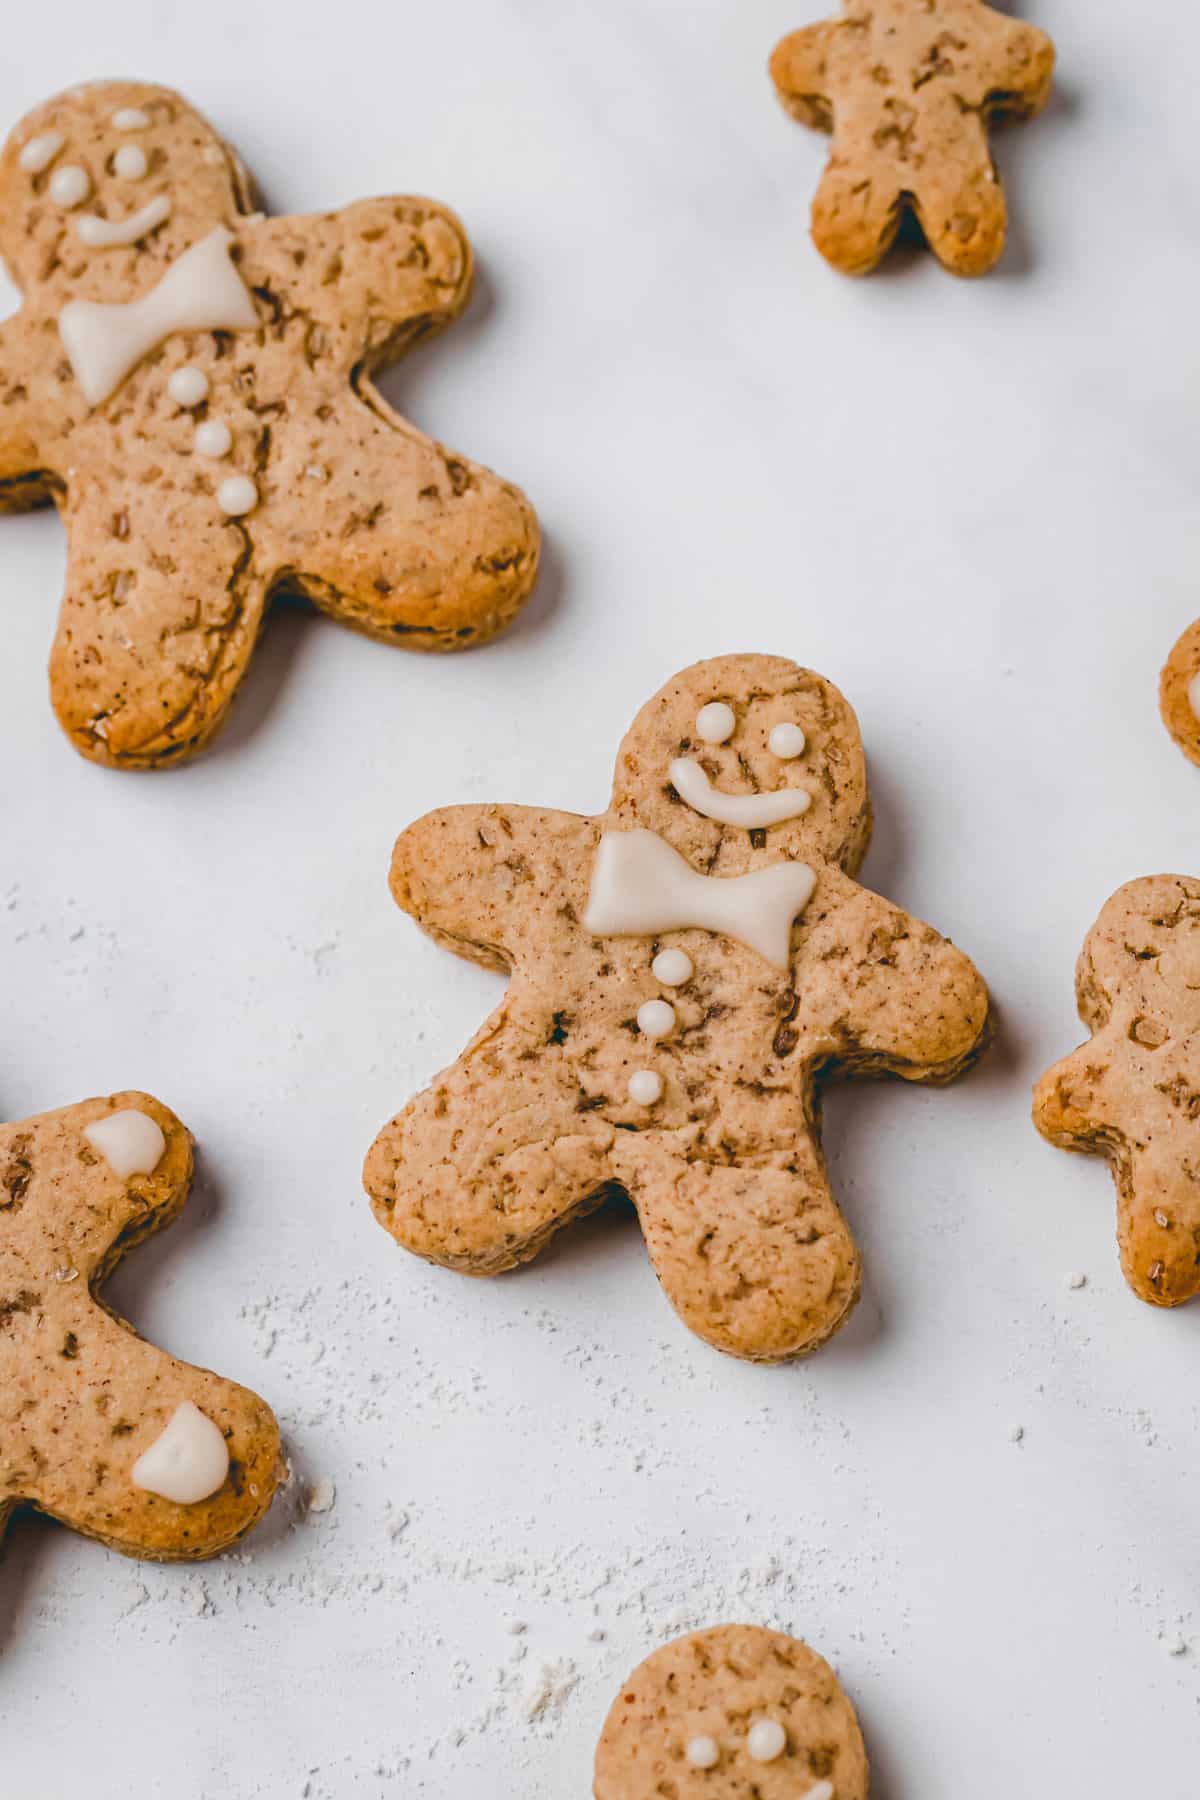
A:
[
  {"left": 83, "top": 1109, "right": 166, "bottom": 1179},
  {"left": 651, "top": 948, "right": 693, "bottom": 987},
  {"left": 685, "top": 1736, "right": 719, "bottom": 1769},
  {"left": 19, "top": 131, "right": 64, "bottom": 174},
  {"left": 217, "top": 474, "right": 258, "bottom": 517},
  {"left": 1188, "top": 670, "right": 1200, "bottom": 723},
  {"left": 627, "top": 1070, "right": 663, "bottom": 1107},
  {"left": 112, "top": 107, "right": 152, "bottom": 130},
  {"left": 130, "top": 1402, "right": 229, "bottom": 1505},
  {"left": 194, "top": 418, "right": 232, "bottom": 458},
  {"left": 49, "top": 164, "right": 91, "bottom": 208},
  {"left": 113, "top": 144, "right": 148, "bottom": 181},
  {"left": 768, "top": 722, "right": 807, "bottom": 760},
  {"left": 695, "top": 701, "right": 736, "bottom": 744},
  {"left": 670, "top": 757, "right": 812, "bottom": 829},
  {"left": 746, "top": 1718, "right": 787, "bottom": 1763},
  {"left": 167, "top": 365, "right": 209, "bottom": 407},
  {"left": 637, "top": 999, "right": 675, "bottom": 1039}
]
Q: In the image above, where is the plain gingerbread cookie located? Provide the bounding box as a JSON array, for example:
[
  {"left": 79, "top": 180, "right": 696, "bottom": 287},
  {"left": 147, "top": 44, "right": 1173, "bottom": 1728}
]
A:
[
  {"left": 770, "top": 0, "right": 1055, "bottom": 276},
  {"left": 1033, "top": 876, "right": 1200, "bottom": 1309},
  {"left": 364, "top": 653, "right": 990, "bottom": 1362},
  {"left": 0, "top": 80, "right": 539, "bottom": 768},
  {"left": 0, "top": 1091, "right": 282, "bottom": 1562},
  {"left": 594, "top": 1625, "right": 869, "bottom": 1799}
]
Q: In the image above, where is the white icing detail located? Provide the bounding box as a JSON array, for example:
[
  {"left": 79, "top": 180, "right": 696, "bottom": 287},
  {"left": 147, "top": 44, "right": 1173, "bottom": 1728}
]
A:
[
  {"left": 627, "top": 1070, "right": 663, "bottom": 1107},
  {"left": 112, "top": 107, "right": 151, "bottom": 130},
  {"left": 746, "top": 1719, "right": 787, "bottom": 1763},
  {"left": 76, "top": 193, "right": 171, "bottom": 248},
  {"left": 695, "top": 701, "right": 735, "bottom": 744},
  {"left": 217, "top": 474, "right": 257, "bottom": 516},
  {"left": 685, "top": 1736, "right": 719, "bottom": 1769},
  {"left": 585, "top": 829, "right": 815, "bottom": 970},
  {"left": 805, "top": 1784, "right": 835, "bottom": 1800},
  {"left": 167, "top": 364, "right": 209, "bottom": 407},
  {"left": 19, "top": 131, "right": 64, "bottom": 173},
  {"left": 651, "top": 948, "right": 693, "bottom": 987},
  {"left": 113, "top": 144, "right": 148, "bottom": 181},
  {"left": 637, "top": 999, "right": 675, "bottom": 1039},
  {"left": 1188, "top": 670, "right": 1200, "bottom": 723},
  {"left": 83, "top": 1108, "right": 166, "bottom": 1179},
  {"left": 49, "top": 164, "right": 91, "bottom": 208},
  {"left": 57, "top": 226, "right": 256, "bottom": 408},
  {"left": 670, "top": 757, "right": 811, "bottom": 829},
  {"left": 768, "top": 722, "right": 807, "bottom": 760},
  {"left": 194, "top": 418, "right": 232, "bottom": 458},
  {"left": 130, "top": 1402, "right": 229, "bottom": 1505}
]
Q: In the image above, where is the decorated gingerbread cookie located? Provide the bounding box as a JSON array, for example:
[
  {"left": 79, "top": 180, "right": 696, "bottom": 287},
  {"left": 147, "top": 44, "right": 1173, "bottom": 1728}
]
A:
[
  {"left": 593, "top": 1625, "right": 868, "bottom": 1799},
  {"left": 1034, "top": 876, "right": 1200, "bottom": 1309},
  {"left": 1, "top": 1092, "right": 281, "bottom": 1561},
  {"left": 1159, "top": 626, "right": 1200, "bottom": 765},
  {"left": 770, "top": 0, "right": 1055, "bottom": 276},
  {"left": 364, "top": 654, "right": 990, "bottom": 1362},
  {"left": 0, "top": 80, "right": 539, "bottom": 768}
]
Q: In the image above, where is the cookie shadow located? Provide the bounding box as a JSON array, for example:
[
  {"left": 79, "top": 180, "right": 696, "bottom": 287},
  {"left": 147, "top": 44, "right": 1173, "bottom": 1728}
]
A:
[
  {"left": 103, "top": 1140, "right": 225, "bottom": 1329},
  {"left": 198, "top": 595, "right": 321, "bottom": 763},
  {"left": 987, "top": 78, "right": 1079, "bottom": 283},
  {"left": 0, "top": 1510, "right": 58, "bottom": 1659},
  {"left": 373, "top": 257, "right": 500, "bottom": 424},
  {"left": 856, "top": 750, "right": 909, "bottom": 902}
]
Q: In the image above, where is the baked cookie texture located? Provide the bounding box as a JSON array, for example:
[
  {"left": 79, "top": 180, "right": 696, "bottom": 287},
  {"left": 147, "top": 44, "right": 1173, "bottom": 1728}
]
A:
[
  {"left": 770, "top": 0, "right": 1055, "bottom": 276},
  {"left": 0, "top": 80, "right": 539, "bottom": 769},
  {"left": 364, "top": 654, "right": 990, "bottom": 1362},
  {"left": 593, "top": 1625, "right": 869, "bottom": 1799},
  {"left": 0, "top": 1092, "right": 282, "bottom": 1560},
  {"left": 1159, "top": 623, "right": 1200, "bottom": 765},
  {"left": 1034, "top": 876, "right": 1200, "bottom": 1309}
]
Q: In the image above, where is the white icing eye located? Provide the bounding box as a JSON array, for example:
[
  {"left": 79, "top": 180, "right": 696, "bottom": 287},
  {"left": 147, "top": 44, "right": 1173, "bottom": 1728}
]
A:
[
  {"left": 627, "top": 1070, "right": 663, "bottom": 1107},
  {"left": 19, "top": 130, "right": 64, "bottom": 174},
  {"left": 113, "top": 144, "right": 148, "bottom": 181},
  {"left": 768, "top": 722, "right": 807, "bottom": 760},
  {"left": 217, "top": 474, "right": 258, "bottom": 517},
  {"left": 83, "top": 1109, "right": 166, "bottom": 1179},
  {"left": 685, "top": 1736, "right": 719, "bottom": 1769},
  {"left": 695, "top": 702, "right": 735, "bottom": 744},
  {"left": 49, "top": 164, "right": 91, "bottom": 208},
  {"left": 130, "top": 1401, "right": 229, "bottom": 1504},
  {"left": 194, "top": 419, "right": 232, "bottom": 458},
  {"left": 637, "top": 999, "right": 675, "bottom": 1039},
  {"left": 746, "top": 1719, "right": 787, "bottom": 1763},
  {"left": 804, "top": 1782, "right": 835, "bottom": 1800},
  {"left": 167, "top": 365, "right": 210, "bottom": 408},
  {"left": 112, "top": 107, "right": 151, "bottom": 130},
  {"left": 651, "top": 948, "right": 693, "bottom": 987}
]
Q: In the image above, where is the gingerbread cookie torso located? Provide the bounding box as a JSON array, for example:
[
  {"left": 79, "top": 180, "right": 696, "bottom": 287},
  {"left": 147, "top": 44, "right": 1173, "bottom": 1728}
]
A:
[
  {"left": 0, "top": 1092, "right": 281, "bottom": 1561},
  {"left": 593, "top": 1624, "right": 869, "bottom": 1799},
  {"left": 1034, "top": 876, "right": 1200, "bottom": 1309},
  {"left": 0, "top": 80, "right": 539, "bottom": 768},
  {"left": 364, "top": 654, "right": 990, "bottom": 1362},
  {"left": 770, "top": 0, "right": 1055, "bottom": 276}
]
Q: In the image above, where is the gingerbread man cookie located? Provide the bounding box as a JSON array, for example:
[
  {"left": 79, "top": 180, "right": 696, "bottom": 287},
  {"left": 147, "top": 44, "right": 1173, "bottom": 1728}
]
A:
[
  {"left": 1, "top": 1092, "right": 281, "bottom": 1561},
  {"left": 594, "top": 1625, "right": 868, "bottom": 1799},
  {"left": 364, "top": 655, "right": 990, "bottom": 1362},
  {"left": 1034, "top": 876, "right": 1200, "bottom": 1309},
  {"left": 770, "top": 0, "right": 1055, "bottom": 276},
  {"left": 1159, "top": 626, "right": 1200, "bottom": 765},
  {"left": 0, "top": 80, "right": 539, "bottom": 768}
]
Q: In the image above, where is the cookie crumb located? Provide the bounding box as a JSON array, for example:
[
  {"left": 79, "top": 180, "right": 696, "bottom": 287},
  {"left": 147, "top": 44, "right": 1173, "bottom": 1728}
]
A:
[
  {"left": 306, "top": 1476, "right": 336, "bottom": 1516},
  {"left": 1065, "top": 1272, "right": 1087, "bottom": 1290}
]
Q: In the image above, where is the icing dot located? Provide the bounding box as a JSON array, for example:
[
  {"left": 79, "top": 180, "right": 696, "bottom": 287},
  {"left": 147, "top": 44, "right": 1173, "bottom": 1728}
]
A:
[
  {"left": 627, "top": 1070, "right": 663, "bottom": 1107},
  {"left": 112, "top": 107, "right": 151, "bottom": 130},
  {"left": 130, "top": 1401, "right": 229, "bottom": 1505},
  {"left": 695, "top": 701, "right": 735, "bottom": 744},
  {"left": 805, "top": 1785, "right": 835, "bottom": 1800},
  {"left": 685, "top": 1736, "right": 719, "bottom": 1769},
  {"left": 83, "top": 1109, "right": 166, "bottom": 1179},
  {"left": 1187, "top": 670, "right": 1200, "bottom": 723},
  {"left": 768, "top": 722, "right": 807, "bottom": 760},
  {"left": 217, "top": 474, "right": 258, "bottom": 517},
  {"left": 194, "top": 418, "right": 232, "bottom": 458},
  {"left": 49, "top": 164, "right": 91, "bottom": 208},
  {"left": 637, "top": 999, "right": 675, "bottom": 1039},
  {"left": 746, "top": 1719, "right": 787, "bottom": 1764},
  {"left": 167, "top": 365, "right": 209, "bottom": 407},
  {"left": 19, "top": 131, "right": 64, "bottom": 174},
  {"left": 651, "top": 948, "right": 693, "bottom": 987},
  {"left": 113, "top": 144, "right": 147, "bottom": 181}
]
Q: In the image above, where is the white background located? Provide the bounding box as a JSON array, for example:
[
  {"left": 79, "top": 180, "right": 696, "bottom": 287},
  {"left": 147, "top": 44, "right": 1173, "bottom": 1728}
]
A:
[{"left": 2, "top": 1, "right": 1199, "bottom": 1794}]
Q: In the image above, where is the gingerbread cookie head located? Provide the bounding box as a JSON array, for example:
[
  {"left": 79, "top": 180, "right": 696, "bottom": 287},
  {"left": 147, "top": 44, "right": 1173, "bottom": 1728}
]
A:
[
  {"left": 770, "top": 0, "right": 1056, "bottom": 276},
  {"left": 0, "top": 1092, "right": 282, "bottom": 1561},
  {"left": 1034, "top": 876, "right": 1200, "bottom": 1308},
  {"left": 594, "top": 1625, "right": 869, "bottom": 1799}
]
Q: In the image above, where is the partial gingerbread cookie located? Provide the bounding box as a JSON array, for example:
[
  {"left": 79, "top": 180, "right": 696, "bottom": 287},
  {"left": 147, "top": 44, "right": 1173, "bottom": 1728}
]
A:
[
  {"left": 594, "top": 1625, "right": 868, "bottom": 1799},
  {"left": 364, "top": 654, "right": 990, "bottom": 1362},
  {"left": 1159, "top": 623, "right": 1200, "bottom": 765},
  {"left": 0, "top": 1092, "right": 282, "bottom": 1560},
  {"left": 0, "top": 80, "right": 539, "bottom": 768},
  {"left": 770, "top": 0, "right": 1055, "bottom": 276},
  {"left": 1034, "top": 876, "right": 1200, "bottom": 1308}
]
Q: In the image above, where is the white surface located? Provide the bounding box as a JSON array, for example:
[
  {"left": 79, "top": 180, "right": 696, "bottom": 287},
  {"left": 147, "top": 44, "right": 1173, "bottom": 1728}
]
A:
[{"left": 2, "top": 2, "right": 1199, "bottom": 1795}]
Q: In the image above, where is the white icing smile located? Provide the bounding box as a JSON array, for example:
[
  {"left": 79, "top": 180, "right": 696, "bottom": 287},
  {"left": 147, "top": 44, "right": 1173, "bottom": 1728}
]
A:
[
  {"left": 75, "top": 193, "right": 172, "bottom": 248},
  {"left": 130, "top": 1401, "right": 229, "bottom": 1504},
  {"left": 669, "top": 757, "right": 812, "bottom": 829}
]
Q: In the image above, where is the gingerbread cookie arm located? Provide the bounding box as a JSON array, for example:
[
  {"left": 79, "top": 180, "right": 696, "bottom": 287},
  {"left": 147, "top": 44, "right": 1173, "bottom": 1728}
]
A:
[
  {"left": 0, "top": 309, "right": 57, "bottom": 510},
  {"left": 975, "top": 11, "right": 1056, "bottom": 116},
  {"left": 769, "top": 23, "right": 838, "bottom": 132}
]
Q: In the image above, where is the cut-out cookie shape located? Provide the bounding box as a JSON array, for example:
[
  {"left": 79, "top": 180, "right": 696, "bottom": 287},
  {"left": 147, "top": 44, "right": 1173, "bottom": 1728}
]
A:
[
  {"left": 364, "top": 654, "right": 990, "bottom": 1361},
  {"left": 594, "top": 1625, "right": 868, "bottom": 1799},
  {"left": 770, "top": 0, "right": 1055, "bottom": 276},
  {"left": 0, "top": 1092, "right": 282, "bottom": 1561},
  {"left": 1033, "top": 876, "right": 1200, "bottom": 1308},
  {"left": 0, "top": 80, "right": 539, "bottom": 768},
  {"left": 1158, "top": 627, "right": 1200, "bottom": 765}
]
